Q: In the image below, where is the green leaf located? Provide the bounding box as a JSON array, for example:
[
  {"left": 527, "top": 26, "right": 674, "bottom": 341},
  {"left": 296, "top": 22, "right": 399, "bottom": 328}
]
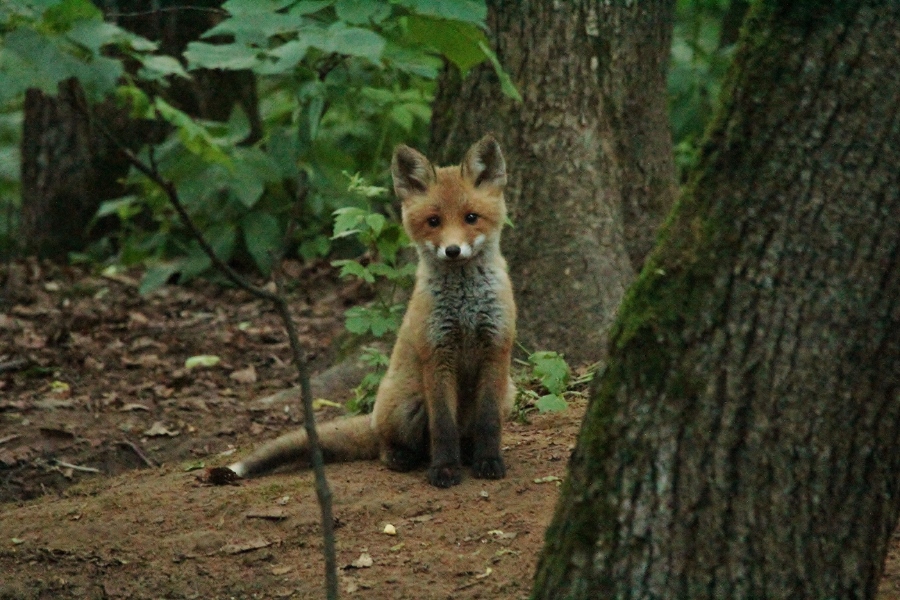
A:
[
  {"left": 221, "top": 0, "right": 299, "bottom": 15},
  {"left": 230, "top": 147, "right": 280, "bottom": 207},
  {"left": 153, "top": 98, "right": 230, "bottom": 164},
  {"left": 529, "top": 351, "right": 571, "bottom": 396},
  {"left": 332, "top": 259, "right": 375, "bottom": 283},
  {"left": 395, "top": 0, "right": 486, "bottom": 25},
  {"left": 404, "top": 16, "right": 488, "bottom": 73},
  {"left": 478, "top": 41, "right": 522, "bottom": 101},
  {"left": 367, "top": 262, "right": 414, "bottom": 282},
  {"left": 535, "top": 394, "right": 568, "bottom": 413},
  {"left": 381, "top": 42, "right": 442, "bottom": 78},
  {"left": 301, "top": 22, "right": 385, "bottom": 61},
  {"left": 241, "top": 211, "right": 282, "bottom": 275},
  {"left": 96, "top": 195, "right": 141, "bottom": 220},
  {"left": 66, "top": 19, "right": 153, "bottom": 54},
  {"left": 137, "top": 55, "right": 189, "bottom": 80},
  {"left": 288, "top": 0, "right": 334, "bottom": 15},
  {"left": 204, "top": 223, "right": 237, "bottom": 262},
  {"left": 344, "top": 306, "right": 373, "bottom": 335},
  {"left": 369, "top": 312, "right": 394, "bottom": 337},
  {"left": 204, "top": 11, "right": 301, "bottom": 44},
  {"left": 185, "top": 355, "right": 221, "bottom": 369},
  {"left": 268, "top": 126, "right": 301, "bottom": 178},
  {"left": 335, "top": 0, "right": 391, "bottom": 24},
  {"left": 183, "top": 42, "right": 260, "bottom": 71},
  {"left": 365, "top": 213, "right": 386, "bottom": 236},
  {"left": 115, "top": 84, "right": 153, "bottom": 119},
  {"left": 299, "top": 234, "right": 331, "bottom": 260},
  {"left": 308, "top": 93, "right": 325, "bottom": 141},
  {"left": 42, "top": 0, "right": 102, "bottom": 31},
  {"left": 360, "top": 345, "right": 390, "bottom": 367},
  {"left": 177, "top": 242, "right": 213, "bottom": 281},
  {"left": 332, "top": 206, "right": 367, "bottom": 238},
  {"left": 0, "top": 27, "right": 122, "bottom": 102},
  {"left": 389, "top": 104, "right": 414, "bottom": 131},
  {"left": 139, "top": 263, "right": 179, "bottom": 295},
  {"left": 263, "top": 39, "right": 310, "bottom": 74}
]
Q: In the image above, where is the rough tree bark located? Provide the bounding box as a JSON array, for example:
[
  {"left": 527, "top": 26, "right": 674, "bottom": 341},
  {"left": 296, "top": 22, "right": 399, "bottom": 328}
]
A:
[
  {"left": 20, "top": 80, "right": 142, "bottom": 257},
  {"left": 533, "top": 2, "right": 900, "bottom": 598},
  {"left": 430, "top": 0, "right": 676, "bottom": 364},
  {"left": 20, "top": 1, "right": 260, "bottom": 257}
]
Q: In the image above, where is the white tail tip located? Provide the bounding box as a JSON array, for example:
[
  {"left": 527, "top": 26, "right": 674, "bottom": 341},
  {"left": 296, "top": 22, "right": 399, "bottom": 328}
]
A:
[{"left": 227, "top": 462, "right": 247, "bottom": 477}]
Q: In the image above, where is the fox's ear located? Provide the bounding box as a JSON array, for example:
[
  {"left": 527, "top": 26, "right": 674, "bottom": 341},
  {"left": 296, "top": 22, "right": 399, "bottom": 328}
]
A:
[
  {"left": 391, "top": 145, "right": 435, "bottom": 201},
  {"left": 462, "top": 135, "right": 507, "bottom": 189}
]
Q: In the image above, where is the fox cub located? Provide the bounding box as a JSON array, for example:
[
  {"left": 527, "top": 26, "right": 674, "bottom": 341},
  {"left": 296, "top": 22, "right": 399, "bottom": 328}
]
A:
[{"left": 228, "top": 135, "right": 516, "bottom": 487}]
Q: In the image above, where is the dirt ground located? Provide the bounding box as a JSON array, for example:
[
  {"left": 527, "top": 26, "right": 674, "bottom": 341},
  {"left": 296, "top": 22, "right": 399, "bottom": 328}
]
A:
[{"left": 1, "top": 258, "right": 900, "bottom": 599}]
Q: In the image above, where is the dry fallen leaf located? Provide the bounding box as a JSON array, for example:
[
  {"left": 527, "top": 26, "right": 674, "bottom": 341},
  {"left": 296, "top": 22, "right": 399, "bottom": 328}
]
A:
[
  {"left": 220, "top": 537, "right": 272, "bottom": 555},
  {"left": 409, "top": 514, "right": 434, "bottom": 523},
  {"left": 0, "top": 434, "right": 21, "bottom": 446},
  {"left": 229, "top": 365, "right": 257, "bottom": 384},
  {"left": 347, "top": 552, "right": 373, "bottom": 569},
  {"left": 33, "top": 398, "right": 75, "bottom": 410},
  {"left": 50, "top": 380, "right": 72, "bottom": 397},
  {"left": 533, "top": 475, "right": 561, "bottom": 484},
  {"left": 313, "top": 398, "right": 342, "bottom": 410},
  {"left": 143, "top": 422, "right": 179, "bottom": 437},
  {"left": 245, "top": 508, "right": 287, "bottom": 521},
  {"left": 84, "top": 356, "right": 105, "bottom": 371},
  {"left": 487, "top": 530, "right": 518, "bottom": 543},
  {"left": 128, "top": 312, "right": 150, "bottom": 327}
]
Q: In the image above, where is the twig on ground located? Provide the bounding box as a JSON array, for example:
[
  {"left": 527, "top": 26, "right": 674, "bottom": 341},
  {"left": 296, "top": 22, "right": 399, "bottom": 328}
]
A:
[
  {"left": 53, "top": 460, "right": 101, "bottom": 474},
  {"left": 118, "top": 440, "right": 158, "bottom": 468},
  {"left": 0, "top": 358, "right": 30, "bottom": 374}
]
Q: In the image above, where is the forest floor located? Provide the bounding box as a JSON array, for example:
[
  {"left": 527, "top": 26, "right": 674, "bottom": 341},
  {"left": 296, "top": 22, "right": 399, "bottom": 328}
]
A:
[{"left": 1, "top": 258, "right": 900, "bottom": 599}]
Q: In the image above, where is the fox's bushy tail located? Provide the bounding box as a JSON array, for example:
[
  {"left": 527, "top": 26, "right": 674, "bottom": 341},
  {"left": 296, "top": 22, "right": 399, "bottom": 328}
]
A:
[{"left": 228, "top": 414, "right": 379, "bottom": 477}]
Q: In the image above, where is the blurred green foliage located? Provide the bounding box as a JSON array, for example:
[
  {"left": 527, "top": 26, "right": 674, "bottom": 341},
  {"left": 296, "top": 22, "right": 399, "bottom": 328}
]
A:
[
  {"left": 0, "top": 0, "right": 499, "bottom": 288},
  {"left": 669, "top": 0, "right": 741, "bottom": 179},
  {"left": 0, "top": 0, "right": 743, "bottom": 273}
]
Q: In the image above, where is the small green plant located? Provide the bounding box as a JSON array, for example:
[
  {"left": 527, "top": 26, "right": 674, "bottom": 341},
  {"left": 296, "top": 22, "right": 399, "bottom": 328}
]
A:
[
  {"left": 331, "top": 173, "right": 415, "bottom": 413},
  {"left": 514, "top": 349, "right": 595, "bottom": 420},
  {"left": 347, "top": 345, "right": 391, "bottom": 414}
]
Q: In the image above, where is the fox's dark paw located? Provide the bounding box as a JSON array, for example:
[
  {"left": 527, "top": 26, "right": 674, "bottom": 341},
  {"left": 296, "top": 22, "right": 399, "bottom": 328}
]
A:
[
  {"left": 472, "top": 456, "right": 506, "bottom": 480},
  {"left": 427, "top": 464, "right": 462, "bottom": 488}
]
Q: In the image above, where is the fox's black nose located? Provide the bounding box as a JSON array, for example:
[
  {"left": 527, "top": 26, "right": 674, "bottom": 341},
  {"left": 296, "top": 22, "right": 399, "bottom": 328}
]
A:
[{"left": 445, "top": 245, "right": 461, "bottom": 258}]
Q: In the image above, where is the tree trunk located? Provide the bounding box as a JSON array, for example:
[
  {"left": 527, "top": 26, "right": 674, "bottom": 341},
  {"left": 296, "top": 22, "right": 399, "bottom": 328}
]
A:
[
  {"left": 429, "top": 0, "right": 676, "bottom": 364},
  {"left": 533, "top": 2, "right": 900, "bottom": 598},
  {"left": 19, "top": 1, "right": 261, "bottom": 258},
  {"left": 20, "top": 81, "right": 139, "bottom": 257}
]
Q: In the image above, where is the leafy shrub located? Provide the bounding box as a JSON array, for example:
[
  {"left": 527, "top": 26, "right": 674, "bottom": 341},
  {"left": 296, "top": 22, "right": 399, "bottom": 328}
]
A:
[
  {"left": 0, "top": 0, "right": 510, "bottom": 291},
  {"left": 330, "top": 173, "right": 414, "bottom": 413},
  {"left": 513, "top": 350, "right": 598, "bottom": 420}
]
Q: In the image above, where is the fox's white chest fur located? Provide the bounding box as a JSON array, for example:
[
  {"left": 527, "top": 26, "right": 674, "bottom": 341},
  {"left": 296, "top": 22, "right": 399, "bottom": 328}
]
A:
[{"left": 424, "top": 256, "right": 507, "bottom": 348}]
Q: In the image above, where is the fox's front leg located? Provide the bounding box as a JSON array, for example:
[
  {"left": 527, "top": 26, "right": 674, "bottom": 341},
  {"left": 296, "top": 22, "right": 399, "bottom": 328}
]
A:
[
  {"left": 471, "top": 347, "right": 511, "bottom": 480},
  {"left": 423, "top": 353, "right": 462, "bottom": 487}
]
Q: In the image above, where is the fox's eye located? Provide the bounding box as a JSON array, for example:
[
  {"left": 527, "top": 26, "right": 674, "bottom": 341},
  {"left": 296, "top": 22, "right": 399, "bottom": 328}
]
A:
[
  {"left": 464, "top": 213, "right": 478, "bottom": 224},
  {"left": 427, "top": 216, "right": 441, "bottom": 228}
]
